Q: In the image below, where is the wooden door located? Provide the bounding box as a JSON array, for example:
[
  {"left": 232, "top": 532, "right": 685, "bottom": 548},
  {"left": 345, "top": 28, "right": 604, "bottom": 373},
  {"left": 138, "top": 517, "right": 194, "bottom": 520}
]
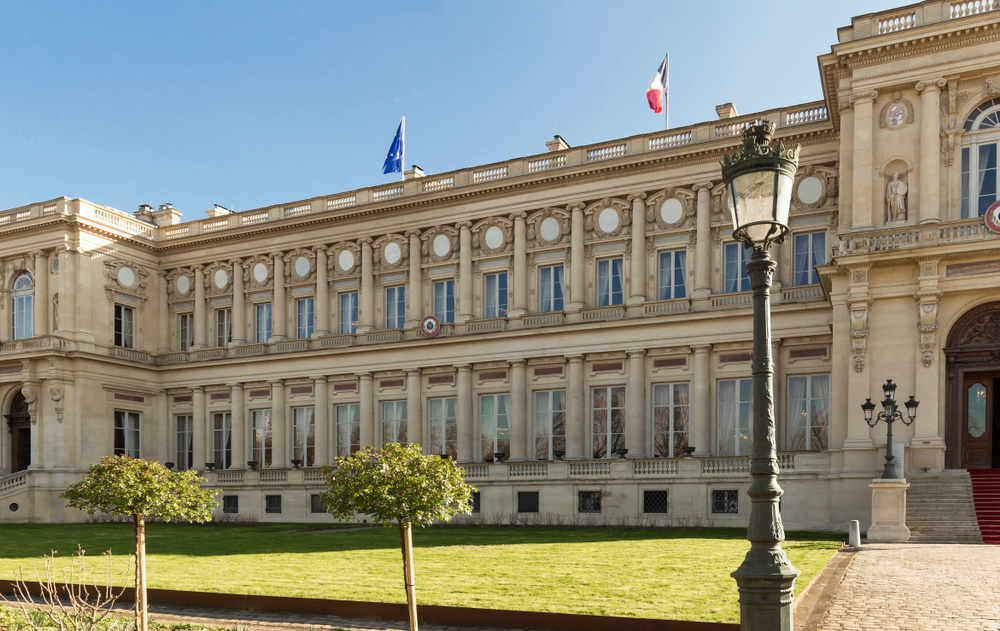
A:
[
  {"left": 963, "top": 375, "right": 994, "bottom": 468},
  {"left": 11, "top": 425, "right": 30, "bottom": 472}
]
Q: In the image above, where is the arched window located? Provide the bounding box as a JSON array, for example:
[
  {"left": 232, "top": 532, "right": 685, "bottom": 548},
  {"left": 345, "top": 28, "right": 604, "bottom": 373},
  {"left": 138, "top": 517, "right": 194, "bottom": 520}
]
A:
[
  {"left": 11, "top": 273, "right": 33, "bottom": 340},
  {"left": 961, "top": 98, "right": 1000, "bottom": 218}
]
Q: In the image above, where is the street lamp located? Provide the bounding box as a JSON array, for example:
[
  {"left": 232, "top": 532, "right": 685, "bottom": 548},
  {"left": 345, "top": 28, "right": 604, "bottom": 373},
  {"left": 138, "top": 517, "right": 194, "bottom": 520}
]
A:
[
  {"left": 862, "top": 379, "right": 919, "bottom": 479},
  {"left": 721, "top": 121, "right": 800, "bottom": 631}
]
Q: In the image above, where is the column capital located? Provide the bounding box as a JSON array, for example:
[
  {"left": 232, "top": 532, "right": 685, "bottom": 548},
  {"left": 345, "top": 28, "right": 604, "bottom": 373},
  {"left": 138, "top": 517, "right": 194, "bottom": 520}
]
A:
[
  {"left": 312, "top": 245, "right": 328, "bottom": 254},
  {"left": 269, "top": 251, "right": 285, "bottom": 260},
  {"left": 192, "top": 264, "right": 204, "bottom": 273},
  {"left": 406, "top": 368, "right": 422, "bottom": 376},
  {"left": 228, "top": 257, "right": 243, "bottom": 267},
  {"left": 268, "top": 379, "right": 285, "bottom": 387},
  {"left": 509, "top": 359, "right": 527, "bottom": 367},
  {"left": 627, "top": 192, "right": 647, "bottom": 202},
  {"left": 31, "top": 249, "right": 50, "bottom": 259},
  {"left": 356, "top": 371, "right": 373, "bottom": 379},
  {"left": 454, "top": 363, "right": 472, "bottom": 372},
  {"left": 358, "top": 237, "right": 373, "bottom": 247},
  {"left": 915, "top": 78, "right": 947, "bottom": 92},
  {"left": 312, "top": 376, "right": 328, "bottom": 385},
  {"left": 692, "top": 182, "right": 715, "bottom": 192},
  {"left": 691, "top": 344, "right": 712, "bottom": 353},
  {"left": 568, "top": 202, "right": 586, "bottom": 213},
  {"left": 627, "top": 349, "right": 647, "bottom": 358},
  {"left": 456, "top": 221, "right": 473, "bottom": 231},
  {"left": 509, "top": 211, "right": 527, "bottom": 221},
  {"left": 156, "top": 269, "right": 168, "bottom": 279},
  {"left": 565, "top": 354, "right": 585, "bottom": 363},
  {"left": 405, "top": 229, "right": 423, "bottom": 239},
  {"left": 227, "top": 382, "right": 244, "bottom": 390},
  {"left": 192, "top": 385, "right": 205, "bottom": 393},
  {"left": 849, "top": 90, "right": 878, "bottom": 105}
]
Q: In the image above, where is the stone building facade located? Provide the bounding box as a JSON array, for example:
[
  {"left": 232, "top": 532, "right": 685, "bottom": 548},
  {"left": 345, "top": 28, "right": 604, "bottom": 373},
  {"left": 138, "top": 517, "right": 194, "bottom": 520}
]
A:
[{"left": 1, "top": 0, "right": 999, "bottom": 530}]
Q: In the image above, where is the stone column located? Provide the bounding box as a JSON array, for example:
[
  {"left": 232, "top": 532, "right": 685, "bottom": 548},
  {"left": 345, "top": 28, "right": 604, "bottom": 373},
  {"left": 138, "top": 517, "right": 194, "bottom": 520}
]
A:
[
  {"left": 509, "top": 360, "right": 527, "bottom": 461},
  {"left": 851, "top": 91, "right": 877, "bottom": 229},
  {"left": 192, "top": 386, "right": 206, "bottom": 468},
  {"left": 155, "top": 390, "right": 169, "bottom": 465},
  {"left": 313, "top": 247, "right": 330, "bottom": 338},
  {"left": 192, "top": 266, "right": 207, "bottom": 350},
  {"left": 359, "top": 239, "right": 375, "bottom": 333},
  {"left": 692, "top": 345, "right": 712, "bottom": 456},
  {"left": 270, "top": 379, "right": 287, "bottom": 468},
  {"left": 628, "top": 194, "right": 647, "bottom": 306},
  {"left": 406, "top": 369, "right": 422, "bottom": 453},
  {"left": 627, "top": 350, "right": 647, "bottom": 458},
  {"left": 693, "top": 184, "right": 713, "bottom": 302},
  {"left": 230, "top": 384, "right": 245, "bottom": 469},
  {"left": 917, "top": 79, "right": 946, "bottom": 225},
  {"left": 458, "top": 223, "right": 473, "bottom": 324},
  {"left": 406, "top": 231, "right": 423, "bottom": 329},
  {"left": 511, "top": 213, "right": 528, "bottom": 317},
  {"left": 566, "top": 355, "right": 585, "bottom": 460},
  {"left": 456, "top": 364, "right": 473, "bottom": 461},
  {"left": 568, "top": 205, "right": 585, "bottom": 313},
  {"left": 271, "top": 253, "right": 287, "bottom": 341},
  {"left": 839, "top": 104, "right": 855, "bottom": 232},
  {"left": 313, "top": 377, "right": 329, "bottom": 466},
  {"left": 358, "top": 373, "right": 374, "bottom": 447},
  {"left": 230, "top": 260, "right": 246, "bottom": 345},
  {"left": 157, "top": 271, "right": 170, "bottom": 352},
  {"left": 33, "top": 250, "right": 49, "bottom": 337},
  {"left": 56, "top": 247, "right": 76, "bottom": 336}
]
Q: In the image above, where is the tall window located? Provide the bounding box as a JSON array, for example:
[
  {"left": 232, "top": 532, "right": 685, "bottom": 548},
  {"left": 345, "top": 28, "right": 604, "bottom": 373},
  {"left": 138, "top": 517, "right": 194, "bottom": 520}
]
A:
[
  {"left": 429, "top": 397, "right": 458, "bottom": 459},
  {"left": 114, "top": 410, "right": 140, "bottom": 458},
  {"left": 178, "top": 313, "right": 193, "bottom": 351},
  {"left": 335, "top": 404, "right": 360, "bottom": 456},
  {"left": 533, "top": 389, "right": 566, "bottom": 460},
  {"left": 114, "top": 304, "right": 135, "bottom": 348},
  {"left": 215, "top": 308, "right": 232, "bottom": 348},
  {"left": 787, "top": 374, "right": 831, "bottom": 451},
  {"left": 718, "top": 378, "right": 753, "bottom": 456},
  {"left": 251, "top": 409, "right": 272, "bottom": 468},
  {"left": 340, "top": 292, "right": 358, "bottom": 334},
  {"left": 212, "top": 412, "right": 232, "bottom": 470},
  {"left": 385, "top": 286, "right": 405, "bottom": 329},
  {"left": 296, "top": 298, "right": 314, "bottom": 339},
  {"left": 175, "top": 415, "right": 193, "bottom": 470},
  {"left": 539, "top": 266, "right": 564, "bottom": 312},
  {"left": 484, "top": 273, "right": 508, "bottom": 319},
  {"left": 793, "top": 233, "right": 826, "bottom": 286},
  {"left": 652, "top": 383, "right": 690, "bottom": 458},
  {"left": 480, "top": 394, "right": 510, "bottom": 462},
  {"left": 724, "top": 244, "right": 752, "bottom": 293},
  {"left": 382, "top": 400, "right": 408, "bottom": 446},
  {"left": 434, "top": 280, "right": 455, "bottom": 323},
  {"left": 596, "top": 258, "right": 624, "bottom": 306},
  {"left": 255, "top": 303, "right": 272, "bottom": 343},
  {"left": 292, "top": 406, "right": 315, "bottom": 466},
  {"left": 658, "top": 251, "right": 687, "bottom": 300},
  {"left": 11, "top": 273, "right": 32, "bottom": 340},
  {"left": 592, "top": 386, "right": 626, "bottom": 459},
  {"left": 961, "top": 99, "right": 1000, "bottom": 218}
]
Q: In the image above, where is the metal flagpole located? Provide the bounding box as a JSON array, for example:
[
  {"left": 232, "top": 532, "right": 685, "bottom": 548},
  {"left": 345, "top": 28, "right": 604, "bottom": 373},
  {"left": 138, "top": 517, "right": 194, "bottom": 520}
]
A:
[
  {"left": 664, "top": 53, "right": 669, "bottom": 130},
  {"left": 400, "top": 116, "right": 406, "bottom": 182}
]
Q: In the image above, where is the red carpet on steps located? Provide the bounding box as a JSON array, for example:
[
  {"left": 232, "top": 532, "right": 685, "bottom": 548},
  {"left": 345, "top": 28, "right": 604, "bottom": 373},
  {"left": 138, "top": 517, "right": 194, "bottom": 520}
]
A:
[{"left": 969, "top": 469, "right": 1000, "bottom": 544}]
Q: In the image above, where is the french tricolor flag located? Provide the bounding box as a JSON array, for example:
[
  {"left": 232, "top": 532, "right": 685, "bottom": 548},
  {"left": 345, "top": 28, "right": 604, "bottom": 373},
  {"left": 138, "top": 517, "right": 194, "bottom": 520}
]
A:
[{"left": 646, "top": 54, "right": 669, "bottom": 114}]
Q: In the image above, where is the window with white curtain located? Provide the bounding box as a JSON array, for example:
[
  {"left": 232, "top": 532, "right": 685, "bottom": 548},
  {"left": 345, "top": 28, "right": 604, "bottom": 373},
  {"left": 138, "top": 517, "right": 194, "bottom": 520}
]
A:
[
  {"left": 724, "top": 244, "right": 751, "bottom": 293},
  {"left": 596, "top": 258, "right": 624, "bottom": 306},
  {"left": 961, "top": 99, "right": 1000, "bottom": 218},
  {"left": 340, "top": 292, "right": 358, "bottom": 334},
  {"left": 255, "top": 303, "right": 272, "bottom": 343},
  {"left": 215, "top": 308, "right": 232, "bottom": 347},
  {"left": 718, "top": 378, "right": 753, "bottom": 456},
  {"left": 114, "top": 410, "right": 140, "bottom": 458},
  {"left": 793, "top": 233, "right": 826, "bottom": 286},
  {"left": 292, "top": 406, "right": 315, "bottom": 466},
  {"left": 297, "top": 298, "right": 314, "bottom": 339},
  {"left": 480, "top": 394, "right": 510, "bottom": 462},
  {"left": 429, "top": 397, "right": 458, "bottom": 459},
  {"left": 592, "top": 386, "right": 626, "bottom": 459},
  {"left": 533, "top": 390, "right": 566, "bottom": 461},
  {"left": 11, "top": 273, "right": 32, "bottom": 340},
  {"left": 251, "top": 409, "right": 272, "bottom": 468},
  {"left": 114, "top": 305, "right": 135, "bottom": 348},
  {"left": 381, "top": 400, "right": 408, "bottom": 446},
  {"left": 175, "top": 415, "right": 193, "bottom": 470},
  {"left": 787, "top": 374, "right": 830, "bottom": 451},
  {"left": 658, "top": 251, "right": 686, "bottom": 300},
  {"left": 652, "top": 383, "right": 690, "bottom": 458},
  {"left": 178, "top": 313, "right": 193, "bottom": 351},
  {"left": 434, "top": 280, "right": 455, "bottom": 323},
  {"left": 335, "top": 404, "right": 360, "bottom": 456},
  {"left": 212, "top": 412, "right": 232, "bottom": 470},
  {"left": 539, "top": 266, "right": 564, "bottom": 312},
  {"left": 484, "top": 273, "right": 508, "bottom": 319},
  {"left": 385, "top": 286, "right": 405, "bottom": 329}
]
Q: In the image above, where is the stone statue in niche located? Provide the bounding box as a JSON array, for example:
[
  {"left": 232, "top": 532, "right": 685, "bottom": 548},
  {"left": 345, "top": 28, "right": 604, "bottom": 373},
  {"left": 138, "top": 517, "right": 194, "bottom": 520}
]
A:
[{"left": 886, "top": 171, "right": 908, "bottom": 222}]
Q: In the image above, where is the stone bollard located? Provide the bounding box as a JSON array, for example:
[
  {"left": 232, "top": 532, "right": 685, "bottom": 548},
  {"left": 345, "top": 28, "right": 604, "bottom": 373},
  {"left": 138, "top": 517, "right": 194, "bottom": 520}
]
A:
[{"left": 849, "top": 520, "right": 861, "bottom": 547}]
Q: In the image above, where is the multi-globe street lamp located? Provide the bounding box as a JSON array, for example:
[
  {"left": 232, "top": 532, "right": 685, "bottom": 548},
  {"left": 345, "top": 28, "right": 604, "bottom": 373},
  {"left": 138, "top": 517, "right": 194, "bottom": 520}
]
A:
[
  {"left": 861, "top": 379, "right": 919, "bottom": 479},
  {"left": 720, "top": 121, "right": 800, "bottom": 631}
]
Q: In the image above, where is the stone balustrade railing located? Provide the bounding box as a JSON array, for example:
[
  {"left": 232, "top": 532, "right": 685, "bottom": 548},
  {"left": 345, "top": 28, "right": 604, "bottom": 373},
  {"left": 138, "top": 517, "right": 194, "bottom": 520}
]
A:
[
  {"left": 843, "top": 0, "right": 997, "bottom": 42},
  {"left": 839, "top": 216, "right": 1000, "bottom": 256}
]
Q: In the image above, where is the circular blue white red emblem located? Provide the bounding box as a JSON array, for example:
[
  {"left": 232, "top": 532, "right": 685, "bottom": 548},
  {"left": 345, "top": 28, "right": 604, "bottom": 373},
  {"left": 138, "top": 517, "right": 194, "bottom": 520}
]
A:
[
  {"left": 420, "top": 315, "right": 441, "bottom": 337},
  {"left": 985, "top": 200, "right": 1000, "bottom": 235}
]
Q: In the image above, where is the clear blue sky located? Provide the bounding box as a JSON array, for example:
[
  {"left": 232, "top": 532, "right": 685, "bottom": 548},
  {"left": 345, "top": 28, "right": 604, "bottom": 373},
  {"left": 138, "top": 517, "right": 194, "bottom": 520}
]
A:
[{"left": 0, "top": 0, "right": 889, "bottom": 219}]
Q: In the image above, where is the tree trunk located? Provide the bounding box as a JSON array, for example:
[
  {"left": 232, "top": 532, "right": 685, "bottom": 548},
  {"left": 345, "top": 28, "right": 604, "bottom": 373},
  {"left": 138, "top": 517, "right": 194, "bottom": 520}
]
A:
[
  {"left": 398, "top": 521, "right": 418, "bottom": 631},
  {"left": 134, "top": 513, "right": 148, "bottom": 631}
]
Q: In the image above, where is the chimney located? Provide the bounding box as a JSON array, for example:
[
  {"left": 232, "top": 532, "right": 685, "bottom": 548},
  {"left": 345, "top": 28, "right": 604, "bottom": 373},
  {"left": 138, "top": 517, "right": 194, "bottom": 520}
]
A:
[
  {"left": 716, "top": 103, "right": 738, "bottom": 119},
  {"left": 546, "top": 135, "right": 570, "bottom": 152},
  {"left": 205, "top": 204, "right": 232, "bottom": 218},
  {"left": 133, "top": 204, "right": 155, "bottom": 223},
  {"left": 404, "top": 165, "right": 425, "bottom": 180},
  {"left": 151, "top": 203, "right": 182, "bottom": 226}
]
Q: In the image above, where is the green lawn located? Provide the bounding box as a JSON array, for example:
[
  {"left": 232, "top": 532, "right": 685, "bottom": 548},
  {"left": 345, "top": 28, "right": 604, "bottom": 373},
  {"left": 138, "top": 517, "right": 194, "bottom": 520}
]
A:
[{"left": 0, "top": 524, "right": 841, "bottom": 624}]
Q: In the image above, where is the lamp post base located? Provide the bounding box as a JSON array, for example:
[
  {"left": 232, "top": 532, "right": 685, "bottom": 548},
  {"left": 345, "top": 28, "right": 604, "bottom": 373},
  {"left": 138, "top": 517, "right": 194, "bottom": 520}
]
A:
[
  {"left": 731, "top": 566, "right": 799, "bottom": 631},
  {"left": 867, "top": 478, "right": 910, "bottom": 542}
]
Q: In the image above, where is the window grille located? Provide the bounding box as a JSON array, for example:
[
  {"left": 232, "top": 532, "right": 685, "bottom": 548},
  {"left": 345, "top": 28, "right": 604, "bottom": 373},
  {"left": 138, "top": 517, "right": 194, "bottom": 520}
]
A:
[
  {"left": 471, "top": 492, "right": 481, "bottom": 514},
  {"left": 643, "top": 490, "right": 669, "bottom": 514},
  {"left": 222, "top": 495, "right": 239, "bottom": 514},
  {"left": 265, "top": 494, "right": 282, "bottom": 514},
  {"left": 712, "top": 490, "right": 739, "bottom": 514},
  {"left": 310, "top": 494, "right": 324, "bottom": 514},
  {"left": 578, "top": 491, "right": 601, "bottom": 514},
  {"left": 517, "top": 491, "right": 539, "bottom": 513}
]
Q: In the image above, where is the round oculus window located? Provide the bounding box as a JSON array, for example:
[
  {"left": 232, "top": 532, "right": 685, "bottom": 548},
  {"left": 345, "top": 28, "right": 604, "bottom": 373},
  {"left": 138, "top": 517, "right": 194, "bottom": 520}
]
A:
[
  {"left": 384, "top": 242, "right": 402, "bottom": 265},
  {"left": 598, "top": 208, "right": 619, "bottom": 233},
  {"left": 51, "top": 257, "right": 59, "bottom": 273},
  {"left": 214, "top": 269, "right": 228, "bottom": 289},
  {"left": 176, "top": 275, "right": 190, "bottom": 294},
  {"left": 887, "top": 103, "right": 906, "bottom": 128},
  {"left": 116, "top": 266, "right": 135, "bottom": 287},
  {"left": 253, "top": 263, "right": 268, "bottom": 283},
  {"left": 797, "top": 176, "right": 823, "bottom": 205},
  {"left": 539, "top": 217, "right": 560, "bottom": 242},
  {"left": 433, "top": 234, "right": 451, "bottom": 257},
  {"left": 660, "top": 198, "right": 684, "bottom": 224},
  {"left": 338, "top": 250, "right": 355, "bottom": 271},
  {"left": 484, "top": 226, "right": 504, "bottom": 249},
  {"left": 294, "top": 256, "right": 310, "bottom": 277}
]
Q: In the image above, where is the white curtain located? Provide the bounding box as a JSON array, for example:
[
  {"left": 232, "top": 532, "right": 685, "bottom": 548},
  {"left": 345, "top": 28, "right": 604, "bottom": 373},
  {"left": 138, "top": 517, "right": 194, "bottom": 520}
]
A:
[
  {"left": 979, "top": 144, "right": 996, "bottom": 216},
  {"left": 540, "top": 268, "right": 552, "bottom": 311},
  {"left": 810, "top": 375, "right": 831, "bottom": 451},
  {"left": 717, "top": 381, "right": 737, "bottom": 456},
  {"left": 126, "top": 413, "right": 139, "bottom": 457},
  {"left": 486, "top": 275, "right": 497, "bottom": 317},
  {"left": 481, "top": 395, "right": 496, "bottom": 459},
  {"left": 222, "top": 414, "right": 232, "bottom": 468},
  {"left": 787, "top": 376, "right": 808, "bottom": 451},
  {"left": 597, "top": 261, "right": 610, "bottom": 306}
]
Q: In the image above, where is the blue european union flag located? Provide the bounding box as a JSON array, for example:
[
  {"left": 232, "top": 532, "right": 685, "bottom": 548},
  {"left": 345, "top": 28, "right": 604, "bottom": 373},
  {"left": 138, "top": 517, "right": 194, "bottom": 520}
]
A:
[{"left": 382, "top": 121, "right": 404, "bottom": 175}]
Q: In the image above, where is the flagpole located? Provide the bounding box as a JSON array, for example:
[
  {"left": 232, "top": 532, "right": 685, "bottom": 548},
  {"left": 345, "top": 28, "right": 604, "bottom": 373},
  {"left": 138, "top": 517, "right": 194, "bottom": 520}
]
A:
[
  {"left": 400, "top": 116, "right": 406, "bottom": 182},
  {"left": 664, "top": 53, "right": 669, "bottom": 130}
]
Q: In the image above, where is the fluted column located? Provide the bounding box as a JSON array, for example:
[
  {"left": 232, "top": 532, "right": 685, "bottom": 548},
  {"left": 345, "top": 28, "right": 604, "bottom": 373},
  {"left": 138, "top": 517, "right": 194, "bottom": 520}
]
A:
[
  {"left": 693, "top": 183, "right": 713, "bottom": 301},
  {"left": 456, "top": 364, "right": 473, "bottom": 461},
  {"left": 839, "top": 104, "right": 855, "bottom": 232},
  {"left": 230, "top": 383, "right": 245, "bottom": 469},
  {"left": 270, "top": 379, "right": 287, "bottom": 468},
  {"left": 917, "top": 79, "right": 946, "bottom": 224},
  {"left": 458, "top": 224, "right": 473, "bottom": 324},
  {"left": 509, "top": 360, "right": 527, "bottom": 461},
  {"left": 406, "top": 231, "right": 423, "bottom": 329},
  {"left": 511, "top": 213, "right": 528, "bottom": 317},
  {"left": 314, "top": 247, "right": 330, "bottom": 338},
  {"left": 192, "top": 266, "right": 207, "bottom": 349},
  {"left": 31, "top": 250, "right": 49, "bottom": 337},
  {"left": 627, "top": 350, "right": 647, "bottom": 458},
  {"left": 56, "top": 247, "right": 76, "bottom": 336},
  {"left": 568, "top": 205, "right": 585, "bottom": 313},
  {"left": 359, "top": 239, "right": 375, "bottom": 333},
  {"left": 628, "top": 194, "right": 647, "bottom": 306},
  {"left": 851, "top": 91, "right": 877, "bottom": 229},
  {"left": 313, "top": 377, "right": 329, "bottom": 466},
  {"left": 157, "top": 271, "right": 170, "bottom": 352},
  {"left": 407, "top": 369, "right": 422, "bottom": 452},
  {"left": 230, "top": 260, "right": 245, "bottom": 346},
  {"left": 692, "top": 345, "right": 712, "bottom": 456},
  {"left": 566, "top": 355, "right": 585, "bottom": 460},
  {"left": 192, "top": 386, "right": 206, "bottom": 468},
  {"left": 358, "top": 373, "right": 374, "bottom": 447},
  {"left": 271, "top": 253, "right": 287, "bottom": 341}
]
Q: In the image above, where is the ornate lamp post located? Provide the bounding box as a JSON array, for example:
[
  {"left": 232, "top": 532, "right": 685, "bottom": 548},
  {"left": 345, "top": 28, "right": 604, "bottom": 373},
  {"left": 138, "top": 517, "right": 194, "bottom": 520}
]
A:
[
  {"left": 721, "top": 121, "right": 800, "bottom": 631},
  {"left": 862, "top": 379, "right": 919, "bottom": 479}
]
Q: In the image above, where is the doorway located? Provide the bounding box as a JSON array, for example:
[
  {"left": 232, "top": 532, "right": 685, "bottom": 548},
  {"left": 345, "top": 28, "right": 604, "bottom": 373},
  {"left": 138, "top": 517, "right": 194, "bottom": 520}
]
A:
[
  {"left": 962, "top": 373, "right": 1000, "bottom": 468},
  {"left": 5, "top": 391, "right": 30, "bottom": 472}
]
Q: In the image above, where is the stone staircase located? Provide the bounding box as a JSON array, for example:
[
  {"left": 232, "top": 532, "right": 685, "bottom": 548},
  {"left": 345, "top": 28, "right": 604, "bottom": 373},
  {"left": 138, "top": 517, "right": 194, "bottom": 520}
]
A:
[{"left": 906, "top": 470, "right": 983, "bottom": 543}]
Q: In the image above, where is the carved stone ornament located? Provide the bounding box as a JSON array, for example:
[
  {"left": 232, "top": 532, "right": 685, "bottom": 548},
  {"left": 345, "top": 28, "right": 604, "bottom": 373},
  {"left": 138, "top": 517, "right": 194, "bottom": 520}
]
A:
[
  {"left": 711, "top": 186, "right": 733, "bottom": 224},
  {"left": 49, "top": 383, "right": 64, "bottom": 423},
  {"left": 103, "top": 259, "right": 148, "bottom": 306},
  {"left": 372, "top": 234, "right": 409, "bottom": 272},
  {"left": 203, "top": 261, "right": 234, "bottom": 295},
  {"left": 421, "top": 226, "right": 460, "bottom": 263},
  {"left": 984, "top": 75, "right": 1000, "bottom": 99},
  {"left": 955, "top": 310, "right": 1000, "bottom": 347},
  {"left": 849, "top": 301, "right": 870, "bottom": 373},
  {"left": 885, "top": 171, "right": 909, "bottom": 223},
  {"left": 472, "top": 217, "right": 513, "bottom": 256},
  {"left": 852, "top": 269, "right": 868, "bottom": 284},
  {"left": 917, "top": 300, "right": 940, "bottom": 368},
  {"left": 3, "top": 256, "right": 34, "bottom": 288},
  {"left": 283, "top": 248, "right": 316, "bottom": 282},
  {"left": 165, "top": 268, "right": 193, "bottom": 299},
  {"left": 791, "top": 165, "right": 838, "bottom": 211},
  {"left": 526, "top": 207, "right": 571, "bottom": 248},
  {"left": 242, "top": 255, "right": 274, "bottom": 290},
  {"left": 879, "top": 92, "right": 915, "bottom": 129},
  {"left": 328, "top": 241, "right": 361, "bottom": 277},
  {"left": 584, "top": 198, "right": 630, "bottom": 239},
  {"left": 21, "top": 384, "right": 38, "bottom": 425},
  {"left": 646, "top": 188, "right": 694, "bottom": 231}
]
